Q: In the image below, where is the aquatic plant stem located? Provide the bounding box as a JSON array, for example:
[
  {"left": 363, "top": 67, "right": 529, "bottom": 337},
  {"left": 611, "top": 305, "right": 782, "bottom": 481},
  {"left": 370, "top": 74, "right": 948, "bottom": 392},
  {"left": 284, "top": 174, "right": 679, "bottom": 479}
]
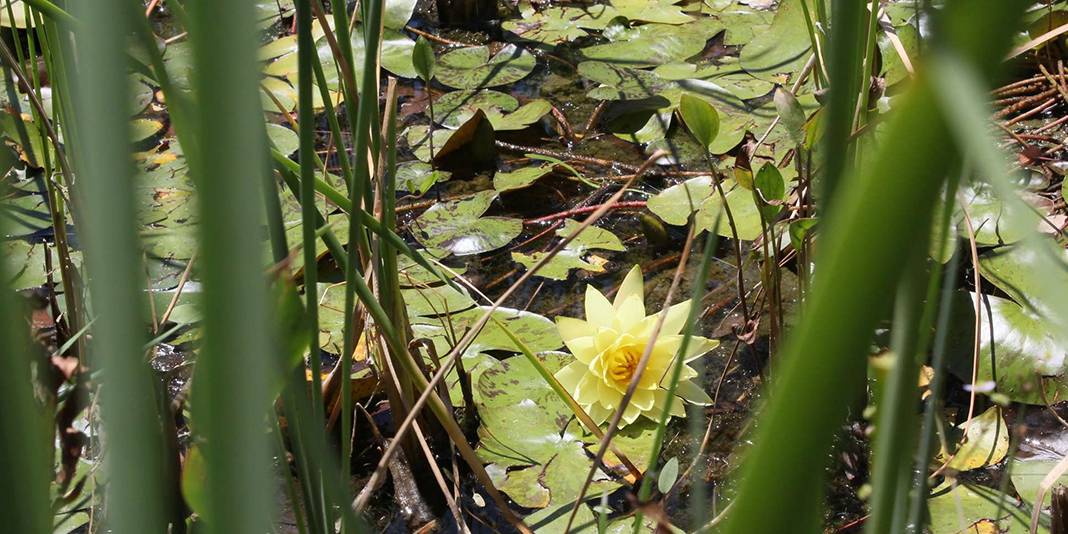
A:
[{"left": 633, "top": 224, "right": 720, "bottom": 533}]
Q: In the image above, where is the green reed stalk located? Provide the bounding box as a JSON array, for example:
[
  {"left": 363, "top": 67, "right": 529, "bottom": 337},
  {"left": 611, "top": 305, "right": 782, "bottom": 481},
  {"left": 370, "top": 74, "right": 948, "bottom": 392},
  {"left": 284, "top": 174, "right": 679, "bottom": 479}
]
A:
[
  {"left": 821, "top": 0, "right": 865, "bottom": 208},
  {"left": 184, "top": 0, "right": 275, "bottom": 531},
  {"left": 68, "top": 1, "right": 167, "bottom": 532},
  {"left": 634, "top": 227, "right": 720, "bottom": 533},
  {"left": 0, "top": 183, "right": 50, "bottom": 534},
  {"left": 723, "top": 2, "right": 1026, "bottom": 532},
  {"left": 294, "top": 0, "right": 332, "bottom": 529}
]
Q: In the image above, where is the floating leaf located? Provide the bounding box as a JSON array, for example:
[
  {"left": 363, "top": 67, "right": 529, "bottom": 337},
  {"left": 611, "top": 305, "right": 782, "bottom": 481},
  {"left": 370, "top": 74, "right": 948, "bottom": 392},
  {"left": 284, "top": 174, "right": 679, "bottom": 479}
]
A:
[
  {"left": 395, "top": 161, "right": 450, "bottom": 195},
  {"left": 404, "top": 124, "right": 454, "bottom": 162},
  {"left": 436, "top": 90, "right": 551, "bottom": 131},
  {"left": 927, "top": 480, "right": 1033, "bottom": 534},
  {"left": 739, "top": 0, "right": 820, "bottom": 81},
  {"left": 977, "top": 241, "right": 1068, "bottom": 320},
  {"left": 695, "top": 178, "right": 768, "bottom": 240},
  {"left": 435, "top": 44, "right": 536, "bottom": 90},
  {"left": 958, "top": 180, "right": 1045, "bottom": 246},
  {"left": 658, "top": 456, "right": 679, "bottom": 494},
  {"left": 647, "top": 175, "right": 714, "bottom": 226},
  {"left": 402, "top": 283, "right": 476, "bottom": 317},
  {"left": 1009, "top": 457, "right": 1068, "bottom": 510},
  {"left": 947, "top": 292, "right": 1068, "bottom": 405},
  {"left": 411, "top": 190, "right": 522, "bottom": 256},
  {"left": 610, "top": 0, "right": 692, "bottom": 24},
  {"left": 937, "top": 407, "right": 1009, "bottom": 471},
  {"left": 512, "top": 249, "right": 609, "bottom": 280},
  {"left": 503, "top": 5, "right": 619, "bottom": 45},
  {"left": 878, "top": 24, "right": 920, "bottom": 86},
  {"left": 131, "top": 118, "right": 165, "bottom": 143},
  {"left": 493, "top": 163, "right": 554, "bottom": 192},
  {"left": 477, "top": 353, "right": 649, "bottom": 508},
  {"left": 580, "top": 21, "right": 719, "bottom": 67},
  {"left": 383, "top": 0, "right": 418, "bottom": 30},
  {"left": 265, "top": 123, "right": 299, "bottom": 156},
  {"left": 413, "top": 306, "right": 562, "bottom": 356},
  {"left": 557, "top": 219, "right": 625, "bottom": 252}
]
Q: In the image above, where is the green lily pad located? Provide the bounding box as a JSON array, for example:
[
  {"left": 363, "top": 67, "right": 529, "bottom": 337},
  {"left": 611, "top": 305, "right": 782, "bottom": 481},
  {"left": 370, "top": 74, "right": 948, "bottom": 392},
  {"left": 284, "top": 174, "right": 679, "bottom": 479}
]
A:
[
  {"left": 978, "top": 241, "right": 1068, "bottom": 321},
  {"left": 493, "top": 163, "right": 555, "bottom": 192},
  {"left": 739, "top": 0, "right": 821, "bottom": 81},
  {"left": 580, "top": 21, "right": 720, "bottom": 67},
  {"left": 927, "top": 480, "right": 1035, "bottom": 534},
  {"left": 382, "top": 0, "right": 418, "bottom": 30},
  {"left": 936, "top": 407, "right": 1009, "bottom": 472},
  {"left": 395, "top": 161, "right": 450, "bottom": 195},
  {"left": 402, "top": 283, "right": 476, "bottom": 317},
  {"left": 477, "top": 353, "right": 623, "bottom": 508},
  {"left": 437, "top": 90, "right": 519, "bottom": 127},
  {"left": 1009, "top": 457, "right": 1068, "bottom": 510},
  {"left": 265, "top": 123, "right": 299, "bottom": 156},
  {"left": 947, "top": 292, "right": 1068, "bottom": 405},
  {"left": 434, "top": 44, "right": 537, "bottom": 90},
  {"left": 525, "top": 502, "right": 598, "bottom": 533},
  {"left": 558, "top": 219, "right": 626, "bottom": 252},
  {"left": 503, "top": 5, "right": 619, "bottom": 45},
  {"left": 436, "top": 90, "right": 551, "bottom": 131},
  {"left": 610, "top": 0, "right": 692, "bottom": 24},
  {"left": 131, "top": 118, "right": 165, "bottom": 143},
  {"left": 958, "top": 180, "right": 1045, "bottom": 246},
  {"left": 512, "top": 220, "right": 624, "bottom": 280},
  {"left": 403, "top": 124, "right": 454, "bottom": 162},
  {"left": 2, "top": 239, "right": 82, "bottom": 290},
  {"left": 260, "top": 76, "right": 297, "bottom": 113},
  {"left": 647, "top": 175, "right": 714, "bottom": 225},
  {"left": 411, "top": 190, "right": 523, "bottom": 256},
  {"left": 695, "top": 178, "right": 768, "bottom": 240},
  {"left": 878, "top": 24, "right": 919, "bottom": 86},
  {"left": 512, "top": 249, "right": 609, "bottom": 280},
  {"left": 396, "top": 250, "right": 465, "bottom": 286},
  {"left": 412, "top": 306, "right": 562, "bottom": 356}
]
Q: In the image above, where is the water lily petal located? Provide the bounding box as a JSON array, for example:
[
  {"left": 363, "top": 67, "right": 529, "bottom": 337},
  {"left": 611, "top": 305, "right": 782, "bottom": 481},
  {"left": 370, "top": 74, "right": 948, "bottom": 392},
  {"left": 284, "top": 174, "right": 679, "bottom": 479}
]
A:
[
  {"left": 684, "top": 336, "right": 718, "bottom": 362},
  {"left": 584, "top": 284, "right": 614, "bottom": 328},
  {"left": 564, "top": 335, "right": 599, "bottom": 364},
  {"left": 654, "top": 389, "right": 686, "bottom": 417},
  {"left": 596, "top": 379, "right": 620, "bottom": 409},
  {"left": 621, "top": 401, "right": 644, "bottom": 425},
  {"left": 674, "top": 380, "right": 713, "bottom": 405},
  {"left": 660, "top": 299, "right": 692, "bottom": 335},
  {"left": 614, "top": 294, "right": 646, "bottom": 331},
  {"left": 554, "top": 360, "right": 587, "bottom": 394},
  {"left": 574, "top": 371, "right": 602, "bottom": 405},
  {"left": 588, "top": 402, "right": 612, "bottom": 425},
  {"left": 632, "top": 388, "right": 656, "bottom": 411},
  {"left": 614, "top": 264, "right": 645, "bottom": 309},
  {"left": 556, "top": 316, "right": 592, "bottom": 343}
]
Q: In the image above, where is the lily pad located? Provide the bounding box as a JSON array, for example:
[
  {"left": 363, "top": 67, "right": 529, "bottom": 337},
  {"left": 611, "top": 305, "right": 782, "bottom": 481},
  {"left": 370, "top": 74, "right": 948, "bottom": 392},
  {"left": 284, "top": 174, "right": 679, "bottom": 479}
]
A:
[
  {"left": 395, "top": 161, "right": 450, "bottom": 195},
  {"left": 434, "top": 44, "right": 537, "bottom": 90},
  {"left": 131, "top": 118, "right": 165, "bottom": 143},
  {"left": 947, "top": 292, "right": 1068, "bottom": 405},
  {"left": 265, "top": 123, "right": 299, "bottom": 156},
  {"left": 403, "top": 124, "right": 455, "bottom": 162},
  {"left": 580, "top": 21, "right": 720, "bottom": 67},
  {"left": 503, "top": 5, "right": 619, "bottom": 45},
  {"left": 978, "top": 241, "right": 1068, "bottom": 321},
  {"left": 402, "top": 283, "right": 476, "bottom": 317},
  {"left": 958, "top": 180, "right": 1045, "bottom": 246},
  {"left": 382, "top": 0, "right": 418, "bottom": 30},
  {"left": 1009, "top": 457, "right": 1068, "bottom": 510},
  {"left": 927, "top": 480, "right": 1034, "bottom": 534},
  {"left": 493, "top": 163, "right": 555, "bottom": 192},
  {"left": 610, "top": 0, "right": 692, "bottom": 25},
  {"left": 512, "top": 249, "right": 610, "bottom": 280},
  {"left": 648, "top": 176, "right": 770, "bottom": 240},
  {"left": 412, "top": 306, "right": 562, "bottom": 356},
  {"left": 436, "top": 91, "right": 551, "bottom": 131},
  {"left": 739, "top": 0, "right": 820, "bottom": 81},
  {"left": 411, "top": 190, "right": 522, "bottom": 256},
  {"left": 936, "top": 407, "right": 1009, "bottom": 472},
  {"left": 512, "top": 220, "right": 624, "bottom": 280},
  {"left": 647, "top": 175, "right": 715, "bottom": 225},
  {"left": 477, "top": 353, "right": 628, "bottom": 508}
]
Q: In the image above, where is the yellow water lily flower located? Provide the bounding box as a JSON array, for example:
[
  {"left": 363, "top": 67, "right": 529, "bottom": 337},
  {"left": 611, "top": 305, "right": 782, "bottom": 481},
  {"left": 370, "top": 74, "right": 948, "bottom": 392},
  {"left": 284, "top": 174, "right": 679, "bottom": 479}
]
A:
[{"left": 554, "top": 265, "right": 718, "bottom": 427}]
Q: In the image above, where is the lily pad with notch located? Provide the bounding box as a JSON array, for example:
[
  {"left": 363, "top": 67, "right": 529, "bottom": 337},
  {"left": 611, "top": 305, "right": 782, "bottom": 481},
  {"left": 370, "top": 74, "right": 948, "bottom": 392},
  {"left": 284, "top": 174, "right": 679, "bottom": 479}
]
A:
[
  {"left": 434, "top": 44, "right": 537, "bottom": 90},
  {"left": 411, "top": 190, "right": 522, "bottom": 256}
]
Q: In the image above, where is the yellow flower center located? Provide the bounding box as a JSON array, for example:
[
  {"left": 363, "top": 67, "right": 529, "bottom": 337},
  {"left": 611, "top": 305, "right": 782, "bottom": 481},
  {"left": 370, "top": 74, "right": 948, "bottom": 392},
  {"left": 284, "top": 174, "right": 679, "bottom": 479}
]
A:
[{"left": 607, "top": 345, "right": 641, "bottom": 384}]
